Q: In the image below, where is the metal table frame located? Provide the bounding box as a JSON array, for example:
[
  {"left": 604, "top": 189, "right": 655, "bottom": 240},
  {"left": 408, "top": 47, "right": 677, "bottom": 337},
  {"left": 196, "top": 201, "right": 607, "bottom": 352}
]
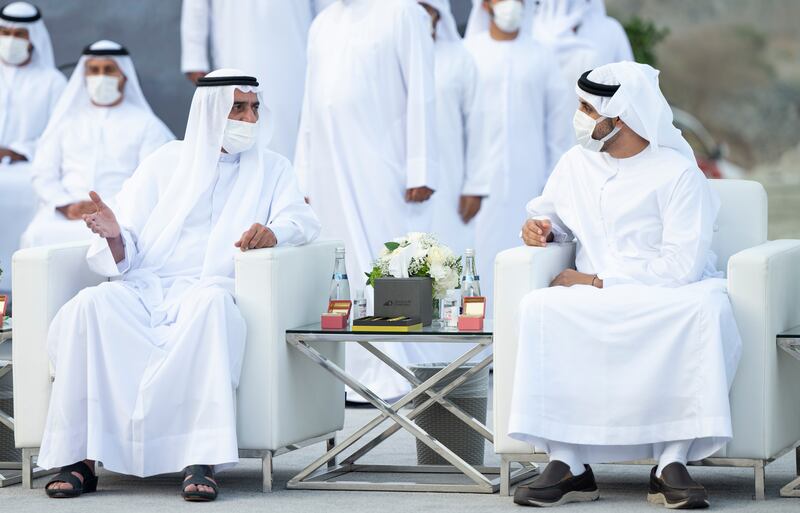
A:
[
  {"left": 285, "top": 326, "right": 538, "bottom": 493},
  {"left": 778, "top": 326, "right": 800, "bottom": 498},
  {"left": 0, "top": 327, "right": 20, "bottom": 487}
]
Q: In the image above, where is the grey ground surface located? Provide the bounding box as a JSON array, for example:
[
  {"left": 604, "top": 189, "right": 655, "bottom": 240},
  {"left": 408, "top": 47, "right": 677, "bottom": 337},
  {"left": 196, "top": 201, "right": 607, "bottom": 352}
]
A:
[{"left": 1, "top": 402, "right": 798, "bottom": 513}]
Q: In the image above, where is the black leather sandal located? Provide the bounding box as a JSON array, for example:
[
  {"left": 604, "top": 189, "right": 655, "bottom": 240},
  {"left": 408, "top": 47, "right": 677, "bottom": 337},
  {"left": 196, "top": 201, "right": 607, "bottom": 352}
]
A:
[
  {"left": 182, "top": 465, "right": 218, "bottom": 502},
  {"left": 45, "top": 461, "right": 98, "bottom": 498}
]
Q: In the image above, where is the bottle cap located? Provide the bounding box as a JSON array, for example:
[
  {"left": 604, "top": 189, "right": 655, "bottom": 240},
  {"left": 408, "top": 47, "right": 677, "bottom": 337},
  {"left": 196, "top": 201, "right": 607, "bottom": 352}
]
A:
[
  {"left": 335, "top": 246, "right": 345, "bottom": 254},
  {"left": 465, "top": 248, "right": 474, "bottom": 257}
]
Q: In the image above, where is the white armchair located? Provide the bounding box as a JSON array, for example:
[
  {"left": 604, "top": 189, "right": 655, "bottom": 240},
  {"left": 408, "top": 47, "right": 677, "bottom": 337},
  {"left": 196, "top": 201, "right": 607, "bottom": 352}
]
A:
[
  {"left": 12, "top": 239, "right": 345, "bottom": 492},
  {"left": 493, "top": 179, "right": 800, "bottom": 499}
]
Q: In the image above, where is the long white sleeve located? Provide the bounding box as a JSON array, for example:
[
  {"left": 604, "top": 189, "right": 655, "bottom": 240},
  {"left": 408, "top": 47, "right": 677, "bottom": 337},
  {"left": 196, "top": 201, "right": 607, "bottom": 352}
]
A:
[
  {"left": 265, "top": 159, "right": 321, "bottom": 246},
  {"left": 86, "top": 227, "right": 138, "bottom": 278},
  {"left": 598, "top": 168, "right": 718, "bottom": 288},
  {"left": 394, "top": 4, "right": 438, "bottom": 191},
  {"left": 525, "top": 158, "right": 573, "bottom": 242},
  {"left": 180, "top": 0, "right": 211, "bottom": 73}
]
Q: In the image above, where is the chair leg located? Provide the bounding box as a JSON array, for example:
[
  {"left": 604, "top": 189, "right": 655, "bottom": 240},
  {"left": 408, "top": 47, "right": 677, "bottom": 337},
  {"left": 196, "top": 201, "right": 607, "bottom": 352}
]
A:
[
  {"left": 22, "top": 448, "right": 34, "bottom": 489},
  {"left": 326, "top": 436, "right": 336, "bottom": 469},
  {"left": 261, "top": 451, "right": 273, "bottom": 493},
  {"left": 500, "top": 456, "right": 511, "bottom": 497},
  {"left": 753, "top": 460, "right": 766, "bottom": 500}
]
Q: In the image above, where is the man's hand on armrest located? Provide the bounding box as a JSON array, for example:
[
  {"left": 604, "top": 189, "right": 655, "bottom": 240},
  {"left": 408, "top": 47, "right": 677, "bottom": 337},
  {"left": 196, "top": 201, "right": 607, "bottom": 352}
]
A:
[
  {"left": 550, "top": 269, "right": 603, "bottom": 288},
  {"left": 82, "top": 191, "right": 125, "bottom": 263},
  {"left": 234, "top": 223, "right": 277, "bottom": 252},
  {"left": 522, "top": 219, "right": 553, "bottom": 247}
]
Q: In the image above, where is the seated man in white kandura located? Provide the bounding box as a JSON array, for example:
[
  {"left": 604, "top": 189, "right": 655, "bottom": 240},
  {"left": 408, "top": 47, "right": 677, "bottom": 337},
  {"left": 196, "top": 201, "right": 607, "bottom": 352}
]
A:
[
  {"left": 37, "top": 69, "right": 321, "bottom": 502},
  {"left": 509, "top": 62, "right": 741, "bottom": 510}
]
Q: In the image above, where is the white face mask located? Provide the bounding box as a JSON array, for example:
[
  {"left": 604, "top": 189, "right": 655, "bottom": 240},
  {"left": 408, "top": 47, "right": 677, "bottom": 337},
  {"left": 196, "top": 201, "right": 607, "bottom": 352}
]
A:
[
  {"left": 86, "top": 74, "right": 123, "bottom": 106},
  {"left": 492, "top": 0, "right": 524, "bottom": 34},
  {"left": 0, "top": 35, "right": 31, "bottom": 66},
  {"left": 222, "top": 118, "right": 258, "bottom": 154},
  {"left": 573, "top": 109, "right": 621, "bottom": 152}
]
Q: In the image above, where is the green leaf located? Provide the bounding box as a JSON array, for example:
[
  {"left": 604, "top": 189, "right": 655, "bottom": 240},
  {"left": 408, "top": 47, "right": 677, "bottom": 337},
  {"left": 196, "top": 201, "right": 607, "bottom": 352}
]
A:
[{"left": 384, "top": 242, "right": 400, "bottom": 252}]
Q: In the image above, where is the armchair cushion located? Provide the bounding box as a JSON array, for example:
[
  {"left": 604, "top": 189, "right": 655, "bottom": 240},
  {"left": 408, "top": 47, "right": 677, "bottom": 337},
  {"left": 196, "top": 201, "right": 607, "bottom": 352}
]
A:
[
  {"left": 493, "top": 243, "right": 576, "bottom": 454},
  {"left": 12, "top": 242, "right": 105, "bottom": 448}
]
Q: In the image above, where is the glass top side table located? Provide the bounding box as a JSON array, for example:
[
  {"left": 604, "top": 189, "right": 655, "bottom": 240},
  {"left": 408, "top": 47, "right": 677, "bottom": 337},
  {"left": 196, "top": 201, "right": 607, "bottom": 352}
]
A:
[{"left": 284, "top": 321, "right": 538, "bottom": 493}]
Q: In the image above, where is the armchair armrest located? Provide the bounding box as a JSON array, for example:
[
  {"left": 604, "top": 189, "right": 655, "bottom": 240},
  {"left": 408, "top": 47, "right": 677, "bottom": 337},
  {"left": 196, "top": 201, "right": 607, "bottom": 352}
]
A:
[
  {"left": 493, "top": 243, "right": 576, "bottom": 454},
  {"left": 234, "top": 240, "right": 345, "bottom": 450},
  {"left": 12, "top": 242, "right": 106, "bottom": 448},
  {"left": 726, "top": 239, "right": 800, "bottom": 459}
]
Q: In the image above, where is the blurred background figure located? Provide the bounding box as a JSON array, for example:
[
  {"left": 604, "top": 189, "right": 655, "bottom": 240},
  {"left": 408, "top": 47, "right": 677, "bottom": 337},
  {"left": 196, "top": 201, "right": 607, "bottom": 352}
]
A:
[
  {"left": 420, "top": 0, "right": 487, "bottom": 258},
  {"left": 465, "top": 0, "right": 574, "bottom": 309},
  {"left": 0, "top": 1, "right": 65, "bottom": 295},
  {"left": 531, "top": 0, "right": 604, "bottom": 86},
  {"left": 295, "top": 0, "right": 439, "bottom": 401},
  {"left": 181, "top": 0, "right": 335, "bottom": 160},
  {"left": 418, "top": 0, "right": 488, "bottom": 365},
  {"left": 576, "top": 0, "right": 633, "bottom": 64},
  {"left": 21, "top": 40, "right": 173, "bottom": 248}
]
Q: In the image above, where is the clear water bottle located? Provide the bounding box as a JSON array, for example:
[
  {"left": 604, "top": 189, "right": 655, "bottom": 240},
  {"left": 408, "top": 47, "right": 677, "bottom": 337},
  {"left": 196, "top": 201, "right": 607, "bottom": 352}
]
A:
[
  {"left": 353, "top": 289, "right": 367, "bottom": 320},
  {"left": 461, "top": 248, "right": 481, "bottom": 302},
  {"left": 329, "top": 247, "right": 351, "bottom": 301}
]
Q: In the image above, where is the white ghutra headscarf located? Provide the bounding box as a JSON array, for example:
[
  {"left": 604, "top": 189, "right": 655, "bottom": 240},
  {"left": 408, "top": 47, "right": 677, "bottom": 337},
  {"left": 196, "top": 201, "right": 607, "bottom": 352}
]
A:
[
  {"left": 0, "top": 1, "right": 55, "bottom": 68},
  {"left": 123, "top": 68, "right": 273, "bottom": 278},
  {"left": 38, "top": 40, "right": 162, "bottom": 145},
  {"left": 576, "top": 61, "right": 695, "bottom": 162}
]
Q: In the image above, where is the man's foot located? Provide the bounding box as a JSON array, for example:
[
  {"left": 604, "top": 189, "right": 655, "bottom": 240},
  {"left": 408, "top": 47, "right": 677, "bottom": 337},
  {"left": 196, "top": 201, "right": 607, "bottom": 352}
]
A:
[
  {"left": 182, "top": 465, "right": 218, "bottom": 502},
  {"left": 45, "top": 461, "right": 98, "bottom": 498},
  {"left": 513, "top": 461, "right": 599, "bottom": 507},
  {"left": 648, "top": 463, "right": 709, "bottom": 509}
]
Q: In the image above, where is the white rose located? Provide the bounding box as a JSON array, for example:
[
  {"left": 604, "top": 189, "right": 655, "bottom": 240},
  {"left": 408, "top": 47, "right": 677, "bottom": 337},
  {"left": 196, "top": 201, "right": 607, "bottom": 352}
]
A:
[
  {"left": 429, "top": 262, "right": 449, "bottom": 282},
  {"left": 427, "top": 246, "right": 446, "bottom": 267}
]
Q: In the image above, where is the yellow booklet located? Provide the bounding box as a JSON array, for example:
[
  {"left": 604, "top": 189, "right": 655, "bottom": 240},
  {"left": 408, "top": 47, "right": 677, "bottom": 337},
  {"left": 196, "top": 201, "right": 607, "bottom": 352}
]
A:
[{"left": 352, "top": 316, "right": 423, "bottom": 332}]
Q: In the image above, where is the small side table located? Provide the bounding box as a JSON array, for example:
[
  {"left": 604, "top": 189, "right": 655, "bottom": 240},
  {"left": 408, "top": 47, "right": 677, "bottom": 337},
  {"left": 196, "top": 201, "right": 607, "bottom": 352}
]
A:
[
  {"left": 778, "top": 325, "right": 800, "bottom": 498},
  {"left": 285, "top": 322, "right": 538, "bottom": 493}
]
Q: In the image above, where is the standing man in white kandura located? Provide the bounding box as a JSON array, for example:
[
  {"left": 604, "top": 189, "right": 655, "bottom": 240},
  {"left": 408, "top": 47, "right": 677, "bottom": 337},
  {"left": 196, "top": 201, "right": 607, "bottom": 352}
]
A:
[
  {"left": 295, "top": 0, "right": 439, "bottom": 402},
  {"left": 181, "top": 0, "right": 336, "bottom": 160}
]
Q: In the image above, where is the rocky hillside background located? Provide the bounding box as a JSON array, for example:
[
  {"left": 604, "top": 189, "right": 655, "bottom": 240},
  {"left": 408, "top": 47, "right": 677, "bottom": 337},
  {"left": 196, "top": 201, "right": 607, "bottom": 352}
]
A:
[{"left": 605, "top": 0, "right": 799, "bottom": 238}]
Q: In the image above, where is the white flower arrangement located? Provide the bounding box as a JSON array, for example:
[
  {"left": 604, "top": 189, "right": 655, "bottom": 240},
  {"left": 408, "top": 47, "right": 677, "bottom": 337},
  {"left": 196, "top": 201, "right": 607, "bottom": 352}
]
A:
[{"left": 366, "top": 232, "right": 463, "bottom": 299}]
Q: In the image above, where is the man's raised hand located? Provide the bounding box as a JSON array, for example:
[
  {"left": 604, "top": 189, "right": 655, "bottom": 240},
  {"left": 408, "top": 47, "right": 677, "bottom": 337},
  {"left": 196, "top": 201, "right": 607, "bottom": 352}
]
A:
[
  {"left": 522, "top": 218, "right": 552, "bottom": 247},
  {"left": 82, "top": 191, "right": 121, "bottom": 239},
  {"left": 234, "top": 223, "right": 277, "bottom": 252}
]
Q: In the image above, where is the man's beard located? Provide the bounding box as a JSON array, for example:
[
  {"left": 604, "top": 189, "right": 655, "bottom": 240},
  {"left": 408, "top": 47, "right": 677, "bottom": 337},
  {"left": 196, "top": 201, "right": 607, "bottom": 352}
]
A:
[{"left": 594, "top": 117, "right": 620, "bottom": 152}]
